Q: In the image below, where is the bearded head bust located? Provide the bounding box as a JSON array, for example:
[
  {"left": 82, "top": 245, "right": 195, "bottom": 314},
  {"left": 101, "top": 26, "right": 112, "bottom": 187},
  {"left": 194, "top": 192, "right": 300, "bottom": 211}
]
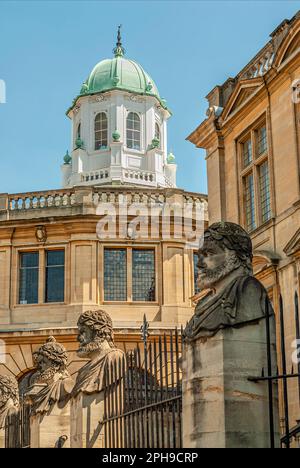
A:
[
  {"left": 196, "top": 221, "right": 253, "bottom": 292},
  {"left": 32, "top": 336, "right": 69, "bottom": 385},
  {"left": 0, "top": 375, "right": 19, "bottom": 429},
  {"left": 23, "top": 337, "right": 73, "bottom": 415},
  {"left": 184, "top": 222, "right": 271, "bottom": 340},
  {"left": 72, "top": 310, "right": 124, "bottom": 397},
  {"left": 77, "top": 309, "right": 116, "bottom": 359}
]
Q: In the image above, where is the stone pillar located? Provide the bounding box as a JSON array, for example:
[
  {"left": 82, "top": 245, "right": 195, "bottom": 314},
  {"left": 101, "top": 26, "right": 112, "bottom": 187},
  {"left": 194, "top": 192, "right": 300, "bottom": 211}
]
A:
[
  {"left": 30, "top": 403, "right": 71, "bottom": 448},
  {"left": 182, "top": 320, "right": 280, "bottom": 448},
  {"left": 0, "top": 427, "right": 5, "bottom": 448},
  {"left": 70, "top": 392, "right": 105, "bottom": 448}
]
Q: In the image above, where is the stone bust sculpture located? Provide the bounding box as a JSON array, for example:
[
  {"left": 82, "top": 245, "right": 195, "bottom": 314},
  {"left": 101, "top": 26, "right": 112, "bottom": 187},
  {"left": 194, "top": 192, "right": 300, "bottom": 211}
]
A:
[
  {"left": 0, "top": 375, "right": 19, "bottom": 429},
  {"left": 184, "top": 222, "right": 271, "bottom": 340},
  {"left": 23, "top": 336, "right": 73, "bottom": 414},
  {"left": 72, "top": 310, "right": 124, "bottom": 397}
]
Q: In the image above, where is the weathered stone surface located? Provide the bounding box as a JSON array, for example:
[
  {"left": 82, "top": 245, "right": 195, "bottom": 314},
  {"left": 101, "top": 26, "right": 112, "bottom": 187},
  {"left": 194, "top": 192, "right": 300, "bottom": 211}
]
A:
[
  {"left": 184, "top": 222, "right": 266, "bottom": 340},
  {"left": 70, "top": 392, "right": 105, "bottom": 448},
  {"left": 0, "top": 374, "right": 19, "bottom": 448},
  {"left": 182, "top": 222, "right": 280, "bottom": 448},
  {"left": 72, "top": 310, "right": 124, "bottom": 397},
  {"left": 30, "top": 401, "right": 71, "bottom": 448},
  {"left": 182, "top": 324, "right": 279, "bottom": 448},
  {"left": 70, "top": 310, "right": 124, "bottom": 447},
  {"left": 0, "top": 374, "right": 19, "bottom": 429},
  {"left": 23, "top": 336, "right": 73, "bottom": 415}
]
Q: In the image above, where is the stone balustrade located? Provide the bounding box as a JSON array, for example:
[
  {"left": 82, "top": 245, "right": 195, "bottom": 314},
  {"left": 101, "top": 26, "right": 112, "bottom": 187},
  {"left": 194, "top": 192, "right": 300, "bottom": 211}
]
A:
[
  {"left": 122, "top": 169, "right": 157, "bottom": 186},
  {"left": 80, "top": 168, "right": 111, "bottom": 184},
  {"left": 239, "top": 45, "right": 275, "bottom": 80},
  {"left": 8, "top": 191, "right": 77, "bottom": 211},
  {"left": 0, "top": 187, "right": 208, "bottom": 222}
]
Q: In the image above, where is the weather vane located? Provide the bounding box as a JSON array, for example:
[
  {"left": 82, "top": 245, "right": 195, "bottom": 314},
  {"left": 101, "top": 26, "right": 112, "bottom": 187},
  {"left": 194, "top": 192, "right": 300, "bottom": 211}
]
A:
[{"left": 113, "top": 24, "right": 125, "bottom": 57}]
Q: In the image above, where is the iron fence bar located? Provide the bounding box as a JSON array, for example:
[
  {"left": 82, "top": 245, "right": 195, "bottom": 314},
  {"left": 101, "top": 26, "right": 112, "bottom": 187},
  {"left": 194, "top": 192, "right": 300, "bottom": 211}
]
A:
[
  {"left": 158, "top": 336, "right": 165, "bottom": 448},
  {"left": 130, "top": 351, "right": 136, "bottom": 448},
  {"left": 114, "top": 359, "right": 119, "bottom": 447},
  {"left": 133, "top": 348, "right": 140, "bottom": 449},
  {"left": 125, "top": 351, "right": 131, "bottom": 448},
  {"left": 248, "top": 373, "right": 300, "bottom": 382},
  {"left": 107, "top": 361, "right": 112, "bottom": 448},
  {"left": 137, "top": 346, "right": 145, "bottom": 448},
  {"left": 178, "top": 328, "right": 183, "bottom": 447},
  {"left": 103, "top": 396, "right": 182, "bottom": 422},
  {"left": 149, "top": 341, "right": 154, "bottom": 448},
  {"left": 164, "top": 333, "right": 171, "bottom": 448},
  {"left": 144, "top": 340, "right": 149, "bottom": 447},
  {"left": 280, "top": 294, "right": 290, "bottom": 449},
  {"left": 294, "top": 291, "right": 300, "bottom": 405},
  {"left": 153, "top": 339, "right": 160, "bottom": 448},
  {"left": 120, "top": 355, "right": 127, "bottom": 448},
  {"left": 264, "top": 296, "right": 275, "bottom": 448},
  {"left": 170, "top": 331, "right": 176, "bottom": 448}
]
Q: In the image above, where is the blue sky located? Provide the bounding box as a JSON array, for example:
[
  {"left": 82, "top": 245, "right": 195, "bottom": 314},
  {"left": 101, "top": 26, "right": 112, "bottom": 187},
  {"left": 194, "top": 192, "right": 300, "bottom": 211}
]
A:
[{"left": 0, "top": 0, "right": 299, "bottom": 195}]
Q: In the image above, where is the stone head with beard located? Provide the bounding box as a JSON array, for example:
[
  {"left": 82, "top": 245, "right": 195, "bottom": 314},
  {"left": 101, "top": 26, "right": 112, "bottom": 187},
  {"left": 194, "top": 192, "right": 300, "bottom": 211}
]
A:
[
  {"left": 21, "top": 337, "right": 73, "bottom": 415},
  {"left": 77, "top": 310, "right": 116, "bottom": 359},
  {"left": 184, "top": 222, "right": 270, "bottom": 340},
  {"left": 0, "top": 375, "right": 19, "bottom": 429},
  {"left": 32, "top": 336, "right": 69, "bottom": 385},
  {"left": 196, "top": 221, "right": 253, "bottom": 292},
  {"left": 72, "top": 310, "right": 124, "bottom": 397}
]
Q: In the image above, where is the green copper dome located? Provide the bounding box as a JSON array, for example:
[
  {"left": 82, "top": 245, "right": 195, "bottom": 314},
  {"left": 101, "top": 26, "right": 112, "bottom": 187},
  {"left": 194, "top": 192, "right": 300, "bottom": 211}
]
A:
[
  {"left": 81, "top": 56, "right": 160, "bottom": 99},
  {"left": 68, "top": 27, "right": 170, "bottom": 114}
]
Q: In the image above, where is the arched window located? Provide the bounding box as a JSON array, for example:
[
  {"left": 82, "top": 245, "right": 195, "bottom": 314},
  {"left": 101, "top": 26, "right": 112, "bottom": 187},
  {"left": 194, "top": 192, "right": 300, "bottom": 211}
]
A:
[
  {"left": 127, "top": 112, "right": 141, "bottom": 150},
  {"left": 155, "top": 122, "right": 161, "bottom": 147},
  {"left": 155, "top": 122, "right": 160, "bottom": 141},
  {"left": 77, "top": 123, "right": 81, "bottom": 139},
  {"left": 95, "top": 113, "right": 108, "bottom": 150}
]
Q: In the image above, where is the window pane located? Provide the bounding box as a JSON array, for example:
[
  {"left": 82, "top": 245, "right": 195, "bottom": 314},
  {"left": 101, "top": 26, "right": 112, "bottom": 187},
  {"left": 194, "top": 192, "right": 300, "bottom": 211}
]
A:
[
  {"left": 259, "top": 162, "right": 271, "bottom": 223},
  {"left": 19, "top": 252, "right": 39, "bottom": 304},
  {"left": 243, "top": 139, "right": 252, "bottom": 168},
  {"left": 193, "top": 252, "right": 200, "bottom": 295},
  {"left": 95, "top": 113, "right": 108, "bottom": 150},
  {"left": 45, "top": 250, "right": 65, "bottom": 303},
  {"left": 104, "top": 249, "right": 127, "bottom": 301},
  {"left": 257, "top": 126, "right": 267, "bottom": 156},
  {"left": 127, "top": 113, "right": 140, "bottom": 150},
  {"left": 245, "top": 173, "right": 256, "bottom": 232},
  {"left": 132, "top": 250, "right": 155, "bottom": 302},
  {"left": 155, "top": 123, "right": 160, "bottom": 141}
]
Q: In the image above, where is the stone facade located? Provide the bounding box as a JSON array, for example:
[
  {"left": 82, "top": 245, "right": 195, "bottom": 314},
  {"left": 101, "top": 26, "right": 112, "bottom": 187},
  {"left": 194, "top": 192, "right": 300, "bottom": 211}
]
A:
[
  {"left": 188, "top": 12, "right": 300, "bottom": 433},
  {"left": 0, "top": 185, "right": 207, "bottom": 382}
]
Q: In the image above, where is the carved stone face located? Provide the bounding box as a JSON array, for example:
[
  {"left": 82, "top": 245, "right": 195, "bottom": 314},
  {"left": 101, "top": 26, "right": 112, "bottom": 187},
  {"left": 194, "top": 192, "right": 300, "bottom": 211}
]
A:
[
  {"left": 37, "top": 354, "right": 54, "bottom": 373},
  {"left": 197, "top": 239, "right": 240, "bottom": 290},
  {"left": 78, "top": 324, "right": 95, "bottom": 348},
  {"left": 77, "top": 324, "right": 98, "bottom": 358},
  {"left": 0, "top": 376, "right": 19, "bottom": 412}
]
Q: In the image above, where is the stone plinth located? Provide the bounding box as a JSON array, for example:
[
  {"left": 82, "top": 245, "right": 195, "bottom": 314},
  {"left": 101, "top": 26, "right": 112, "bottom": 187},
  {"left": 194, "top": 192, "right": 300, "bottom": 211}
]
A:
[
  {"left": 30, "top": 402, "right": 71, "bottom": 448},
  {"left": 0, "top": 428, "right": 5, "bottom": 448},
  {"left": 182, "top": 321, "right": 280, "bottom": 448},
  {"left": 70, "top": 392, "right": 105, "bottom": 448}
]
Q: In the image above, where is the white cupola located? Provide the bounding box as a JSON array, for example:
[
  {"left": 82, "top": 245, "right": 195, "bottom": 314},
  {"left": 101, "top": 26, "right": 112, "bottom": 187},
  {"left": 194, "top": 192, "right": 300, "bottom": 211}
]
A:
[{"left": 61, "top": 27, "right": 177, "bottom": 189}]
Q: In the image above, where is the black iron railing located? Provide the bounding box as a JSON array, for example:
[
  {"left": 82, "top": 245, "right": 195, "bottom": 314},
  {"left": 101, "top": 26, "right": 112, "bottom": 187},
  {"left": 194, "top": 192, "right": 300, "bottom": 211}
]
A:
[
  {"left": 249, "top": 292, "right": 300, "bottom": 448},
  {"left": 102, "top": 327, "right": 183, "bottom": 448},
  {"left": 5, "top": 403, "right": 31, "bottom": 448}
]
